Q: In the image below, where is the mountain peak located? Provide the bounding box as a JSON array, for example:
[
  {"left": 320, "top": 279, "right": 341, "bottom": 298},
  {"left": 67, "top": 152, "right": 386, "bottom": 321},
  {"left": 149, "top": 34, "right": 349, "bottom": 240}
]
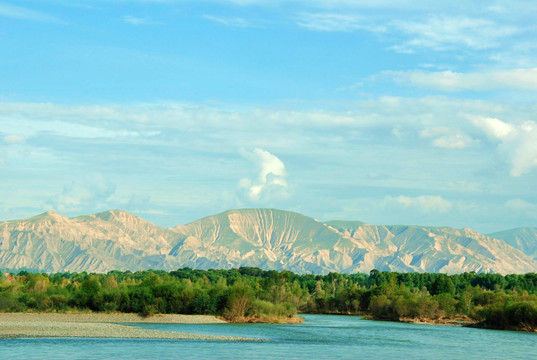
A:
[
  {"left": 183, "top": 208, "right": 311, "bottom": 226},
  {"left": 92, "top": 209, "right": 140, "bottom": 221},
  {"left": 325, "top": 220, "right": 366, "bottom": 231},
  {"left": 27, "top": 210, "right": 67, "bottom": 222},
  {"left": 222, "top": 208, "right": 304, "bottom": 217}
]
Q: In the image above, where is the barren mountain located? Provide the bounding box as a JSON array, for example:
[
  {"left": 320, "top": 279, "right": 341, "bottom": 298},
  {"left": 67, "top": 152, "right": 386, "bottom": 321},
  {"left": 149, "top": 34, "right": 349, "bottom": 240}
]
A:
[
  {"left": 1, "top": 208, "right": 536, "bottom": 274},
  {"left": 0, "top": 210, "right": 175, "bottom": 273},
  {"left": 170, "top": 209, "right": 361, "bottom": 274},
  {"left": 489, "top": 227, "right": 537, "bottom": 260}
]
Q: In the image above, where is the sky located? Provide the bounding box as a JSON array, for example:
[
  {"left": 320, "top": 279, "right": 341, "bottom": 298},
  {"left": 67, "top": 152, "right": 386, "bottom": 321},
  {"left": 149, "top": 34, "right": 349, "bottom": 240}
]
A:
[{"left": 1, "top": 0, "right": 537, "bottom": 233}]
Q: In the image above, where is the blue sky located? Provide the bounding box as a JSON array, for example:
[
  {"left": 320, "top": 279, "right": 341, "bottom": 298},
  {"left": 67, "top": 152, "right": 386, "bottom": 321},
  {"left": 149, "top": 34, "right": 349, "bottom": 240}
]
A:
[{"left": 1, "top": 0, "right": 537, "bottom": 232}]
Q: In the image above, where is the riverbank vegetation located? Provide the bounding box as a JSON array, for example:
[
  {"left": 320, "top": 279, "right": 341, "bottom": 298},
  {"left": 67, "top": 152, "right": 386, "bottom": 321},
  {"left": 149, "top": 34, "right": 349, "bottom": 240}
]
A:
[{"left": 1, "top": 268, "right": 536, "bottom": 330}]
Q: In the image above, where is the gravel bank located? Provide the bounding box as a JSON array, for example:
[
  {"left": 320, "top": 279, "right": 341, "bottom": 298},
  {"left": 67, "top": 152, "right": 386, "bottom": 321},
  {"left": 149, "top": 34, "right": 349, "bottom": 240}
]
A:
[{"left": 0, "top": 313, "right": 252, "bottom": 341}]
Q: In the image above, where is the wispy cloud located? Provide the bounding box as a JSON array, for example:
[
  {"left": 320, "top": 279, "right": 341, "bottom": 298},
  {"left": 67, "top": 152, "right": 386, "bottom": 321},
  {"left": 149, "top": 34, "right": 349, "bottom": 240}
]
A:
[
  {"left": 420, "top": 127, "right": 474, "bottom": 149},
  {"left": 296, "top": 13, "right": 385, "bottom": 32},
  {"left": 504, "top": 199, "right": 537, "bottom": 220},
  {"left": 203, "top": 15, "right": 255, "bottom": 27},
  {"left": 385, "top": 68, "right": 537, "bottom": 92},
  {"left": 293, "top": 11, "right": 521, "bottom": 54},
  {"left": 432, "top": 135, "right": 474, "bottom": 149},
  {"left": 46, "top": 174, "right": 116, "bottom": 213},
  {"left": 1, "top": 99, "right": 535, "bottom": 229},
  {"left": 1, "top": 119, "right": 145, "bottom": 140},
  {"left": 239, "top": 148, "right": 288, "bottom": 201},
  {"left": 197, "top": 0, "right": 473, "bottom": 10},
  {"left": 383, "top": 195, "right": 453, "bottom": 213},
  {"left": 3, "top": 135, "right": 25, "bottom": 145},
  {"left": 123, "top": 15, "right": 160, "bottom": 25},
  {"left": 0, "top": 2, "right": 62, "bottom": 23},
  {"left": 389, "top": 16, "right": 518, "bottom": 53}
]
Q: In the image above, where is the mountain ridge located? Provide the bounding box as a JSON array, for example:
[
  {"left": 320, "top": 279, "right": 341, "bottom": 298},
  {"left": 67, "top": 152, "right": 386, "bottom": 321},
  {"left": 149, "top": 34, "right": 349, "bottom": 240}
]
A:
[{"left": 1, "top": 208, "right": 536, "bottom": 274}]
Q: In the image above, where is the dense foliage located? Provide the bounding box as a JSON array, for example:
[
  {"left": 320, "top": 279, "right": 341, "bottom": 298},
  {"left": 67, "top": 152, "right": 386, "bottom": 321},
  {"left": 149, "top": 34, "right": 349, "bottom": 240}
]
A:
[{"left": 1, "top": 268, "right": 536, "bottom": 330}]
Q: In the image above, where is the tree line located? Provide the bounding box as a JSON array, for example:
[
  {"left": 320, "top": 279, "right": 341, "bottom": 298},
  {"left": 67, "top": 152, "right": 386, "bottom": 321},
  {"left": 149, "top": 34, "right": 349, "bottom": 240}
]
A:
[{"left": 1, "top": 268, "right": 536, "bottom": 330}]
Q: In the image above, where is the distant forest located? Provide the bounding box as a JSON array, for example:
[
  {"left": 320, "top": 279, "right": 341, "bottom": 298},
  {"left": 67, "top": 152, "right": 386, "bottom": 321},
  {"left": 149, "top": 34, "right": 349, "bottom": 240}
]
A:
[{"left": 1, "top": 268, "right": 536, "bottom": 331}]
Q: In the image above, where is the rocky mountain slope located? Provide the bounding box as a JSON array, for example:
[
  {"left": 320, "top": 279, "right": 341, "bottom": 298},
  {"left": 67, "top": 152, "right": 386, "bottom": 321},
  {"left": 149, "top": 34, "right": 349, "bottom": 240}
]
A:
[
  {"left": 488, "top": 227, "right": 537, "bottom": 260},
  {"left": 1, "top": 208, "right": 536, "bottom": 274},
  {"left": 0, "top": 210, "right": 175, "bottom": 273}
]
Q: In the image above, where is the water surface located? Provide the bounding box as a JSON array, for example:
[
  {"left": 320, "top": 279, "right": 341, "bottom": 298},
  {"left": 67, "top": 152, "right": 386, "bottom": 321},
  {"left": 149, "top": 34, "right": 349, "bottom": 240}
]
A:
[{"left": 1, "top": 315, "right": 535, "bottom": 359}]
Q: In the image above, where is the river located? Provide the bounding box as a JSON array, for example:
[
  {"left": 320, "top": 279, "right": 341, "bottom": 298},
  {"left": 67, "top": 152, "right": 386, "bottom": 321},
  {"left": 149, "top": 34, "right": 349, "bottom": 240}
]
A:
[{"left": 1, "top": 315, "right": 535, "bottom": 359}]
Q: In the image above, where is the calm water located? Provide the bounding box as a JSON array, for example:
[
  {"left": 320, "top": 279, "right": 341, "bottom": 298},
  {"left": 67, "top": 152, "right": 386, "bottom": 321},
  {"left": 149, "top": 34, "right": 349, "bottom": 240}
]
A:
[{"left": 1, "top": 315, "right": 535, "bottom": 359}]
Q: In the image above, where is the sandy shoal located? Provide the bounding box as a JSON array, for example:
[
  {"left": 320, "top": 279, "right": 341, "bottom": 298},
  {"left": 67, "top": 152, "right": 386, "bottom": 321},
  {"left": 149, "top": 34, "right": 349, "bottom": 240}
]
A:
[{"left": 0, "top": 313, "right": 253, "bottom": 341}]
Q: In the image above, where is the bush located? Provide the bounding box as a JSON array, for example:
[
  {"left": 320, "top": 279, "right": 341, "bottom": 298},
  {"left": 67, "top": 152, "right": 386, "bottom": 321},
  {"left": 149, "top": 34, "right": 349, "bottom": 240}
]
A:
[
  {"left": 505, "top": 301, "right": 537, "bottom": 329},
  {"left": 224, "top": 281, "right": 254, "bottom": 319},
  {"left": 189, "top": 292, "right": 216, "bottom": 314}
]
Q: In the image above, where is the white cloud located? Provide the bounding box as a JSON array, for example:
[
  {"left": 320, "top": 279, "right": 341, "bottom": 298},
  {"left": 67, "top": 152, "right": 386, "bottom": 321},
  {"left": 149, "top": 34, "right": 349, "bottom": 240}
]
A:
[
  {"left": 0, "top": 117, "right": 146, "bottom": 140},
  {"left": 294, "top": 13, "right": 521, "bottom": 54},
  {"left": 420, "top": 127, "right": 451, "bottom": 138},
  {"left": 296, "top": 13, "right": 385, "bottom": 32},
  {"left": 123, "top": 15, "right": 160, "bottom": 26},
  {"left": 390, "top": 16, "right": 518, "bottom": 52},
  {"left": 0, "top": 99, "right": 533, "bottom": 201},
  {"left": 505, "top": 198, "right": 537, "bottom": 212},
  {"left": 239, "top": 148, "right": 288, "bottom": 201},
  {"left": 0, "top": 99, "right": 510, "bottom": 137},
  {"left": 420, "top": 127, "right": 473, "bottom": 149},
  {"left": 470, "top": 116, "right": 514, "bottom": 140},
  {"left": 3, "top": 135, "right": 25, "bottom": 145},
  {"left": 204, "top": 0, "right": 516, "bottom": 12},
  {"left": 386, "top": 68, "right": 537, "bottom": 92},
  {"left": 447, "top": 181, "right": 480, "bottom": 193},
  {"left": 1, "top": 98, "right": 536, "bottom": 230},
  {"left": 383, "top": 195, "right": 453, "bottom": 213},
  {"left": 0, "top": 3, "right": 62, "bottom": 23},
  {"left": 203, "top": 15, "right": 255, "bottom": 27},
  {"left": 504, "top": 199, "right": 537, "bottom": 220},
  {"left": 432, "top": 135, "right": 473, "bottom": 149},
  {"left": 45, "top": 174, "right": 116, "bottom": 213},
  {"left": 470, "top": 115, "right": 537, "bottom": 176}
]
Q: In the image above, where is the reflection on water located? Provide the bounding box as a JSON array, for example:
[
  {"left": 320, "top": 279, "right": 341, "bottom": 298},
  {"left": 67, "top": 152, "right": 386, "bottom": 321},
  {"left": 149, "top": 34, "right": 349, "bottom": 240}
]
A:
[{"left": 1, "top": 315, "right": 535, "bottom": 360}]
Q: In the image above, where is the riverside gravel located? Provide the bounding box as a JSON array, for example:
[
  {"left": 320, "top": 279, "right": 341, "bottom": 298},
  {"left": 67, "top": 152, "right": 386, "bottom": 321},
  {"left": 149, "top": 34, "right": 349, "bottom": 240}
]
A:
[{"left": 0, "top": 313, "right": 255, "bottom": 341}]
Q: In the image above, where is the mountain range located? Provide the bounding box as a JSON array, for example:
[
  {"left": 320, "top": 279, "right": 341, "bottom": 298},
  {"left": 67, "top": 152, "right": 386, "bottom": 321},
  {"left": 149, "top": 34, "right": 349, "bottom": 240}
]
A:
[{"left": 1, "top": 208, "right": 536, "bottom": 274}]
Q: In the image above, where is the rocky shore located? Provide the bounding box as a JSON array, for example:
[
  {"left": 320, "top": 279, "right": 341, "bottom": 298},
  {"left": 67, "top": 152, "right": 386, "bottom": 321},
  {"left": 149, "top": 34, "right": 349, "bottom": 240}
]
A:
[
  {"left": 397, "top": 316, "right": 477, "bottom": 327},
  {"left": 0, "top": 313, "right": 254, "bottom": 341}
]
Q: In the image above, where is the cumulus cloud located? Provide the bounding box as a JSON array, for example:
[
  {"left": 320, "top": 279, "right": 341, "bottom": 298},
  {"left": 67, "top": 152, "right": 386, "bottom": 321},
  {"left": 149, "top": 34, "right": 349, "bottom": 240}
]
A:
[
  {"left": 239, "top": 148, "right": 288, "bottom": 201},
  {"left": 1, "top": 99, "right": 535, "bottom": 228},
  {"left": 386, "top": 68, "right": 537, "bottom": 92},
  {"left": 470, "top": 116, "right": 514, "bottom": 140},
  {"left": 383, "top": 195, "right": 453, "bottom": 213},
  {"left": 470, "top": 115, "right": 537, "bottom": 176}
]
